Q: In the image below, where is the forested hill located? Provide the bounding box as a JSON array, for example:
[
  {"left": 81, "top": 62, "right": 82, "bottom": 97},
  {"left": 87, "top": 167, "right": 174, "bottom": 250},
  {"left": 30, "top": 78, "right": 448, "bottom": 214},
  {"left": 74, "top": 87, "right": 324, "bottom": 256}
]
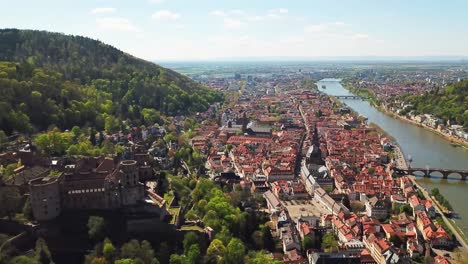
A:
[
  {"left": 399, "top": 79, "right": 468, "bottom": 127},
  {"left": 0, "top": 29, "right": 223, "bottom": 134}
]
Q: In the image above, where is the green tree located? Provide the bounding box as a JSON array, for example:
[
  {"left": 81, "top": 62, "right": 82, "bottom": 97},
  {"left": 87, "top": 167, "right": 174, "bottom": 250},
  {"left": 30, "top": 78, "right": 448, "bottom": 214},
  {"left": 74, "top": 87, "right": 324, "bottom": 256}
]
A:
[
  {"left": 103, "top": 238, "right": 116, "bottom": 263},
  {"left": 7, "top": 111, "right": 32, "bottom": 133},
  {"left": 141, "top": 108, "right": 161, "bottom": 126},
  {"left": 104, "top": 115, "right": 120, "bottom": 133},
  {"left": 87, "top": 216, "right": 106, "bottom": 240},
  {"left": 115, "top": 259, "right": 137, "bottom": 264},
  {"left": 183, "top": 232, "right": 199, "bottom": 255},
  {"left": 35, "top": 128, "right": 73, "bottom": 156},
  {"left": 399, "top": 204, "right": 413, "bottom": 215},
  {"left": 8, "top": 256, "right": 39, "bottom": 264},
  {"left": 90, "top": 257, "right": 109, "bottom": 264},
  {"left": 251, "top": 231, "right": 263, "bottom": 250},
  {"left": 215, "top": 227, "right": 232, "bottom": 246},
  {"left": 206, "top": 239, "right": 226, "bottom": 264},
  {"left": 350, "top": 201, "right": 365, "bottom": 212},
  {"left": 186, "top": 244, "right": 201, "bottom": 264},
  {"left": 169, "top": 254, "right": 184, "bottom": 264},
  {"left": 302, "top": 236, "right": 314, "bottom": 250},
  {"left": 321, "top": 233, "right": 338, "bottom": 252},
  {"left": 225, "top": 238, "right": 246, "bottom": 264},
  {"left": 71, "top": 126, "right": 82, "bottom": 139},
  {"left": 120, "top": 239, "right": 159, "bottom": 264},
  {"left": 245, "top": 251, "right": 282, "bottom": 264}
]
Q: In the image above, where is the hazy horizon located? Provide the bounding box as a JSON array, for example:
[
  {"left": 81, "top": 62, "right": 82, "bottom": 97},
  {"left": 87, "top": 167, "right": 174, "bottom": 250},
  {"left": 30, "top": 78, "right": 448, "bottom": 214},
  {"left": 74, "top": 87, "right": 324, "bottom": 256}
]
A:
[
  {"left": 155, "top": 55, "right": 468, "bottom": 63},
  {"left": 3, "top": 0, "right": 468, "bottom": 60}
]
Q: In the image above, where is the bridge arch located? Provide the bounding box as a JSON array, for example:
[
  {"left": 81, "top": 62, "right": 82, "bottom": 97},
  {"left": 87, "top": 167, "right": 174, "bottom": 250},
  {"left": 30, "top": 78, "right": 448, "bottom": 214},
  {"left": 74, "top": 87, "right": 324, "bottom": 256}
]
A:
[
  {"left": 428, "top": 170, "right": 445, "bottom": 179},
  {"left": 410, "top": 170, "right": 427, "bottom": 177},
  {"left": 445, "top": 172, "right": 465, "bottom": 180}
]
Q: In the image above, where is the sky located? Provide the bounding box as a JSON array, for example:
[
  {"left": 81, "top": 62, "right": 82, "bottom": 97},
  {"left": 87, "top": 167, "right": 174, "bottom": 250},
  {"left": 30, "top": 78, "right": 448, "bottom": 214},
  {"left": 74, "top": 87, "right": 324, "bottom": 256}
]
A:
[{"left": 1, "top": 0, "right": 468, "bottom": 61}]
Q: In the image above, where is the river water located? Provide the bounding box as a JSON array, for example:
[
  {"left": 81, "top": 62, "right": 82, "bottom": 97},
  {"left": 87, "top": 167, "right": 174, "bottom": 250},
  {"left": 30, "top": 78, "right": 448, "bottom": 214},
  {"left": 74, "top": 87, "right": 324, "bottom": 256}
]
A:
[{"left": 317, "top": 78, "right": 468, "bottom": 235}]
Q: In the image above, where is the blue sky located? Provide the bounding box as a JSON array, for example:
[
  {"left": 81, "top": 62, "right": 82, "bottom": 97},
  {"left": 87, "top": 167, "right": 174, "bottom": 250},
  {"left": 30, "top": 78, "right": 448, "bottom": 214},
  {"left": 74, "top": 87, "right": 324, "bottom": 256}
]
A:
[{"left": 1, "top": 0, "right": 468, "bottom": 61}]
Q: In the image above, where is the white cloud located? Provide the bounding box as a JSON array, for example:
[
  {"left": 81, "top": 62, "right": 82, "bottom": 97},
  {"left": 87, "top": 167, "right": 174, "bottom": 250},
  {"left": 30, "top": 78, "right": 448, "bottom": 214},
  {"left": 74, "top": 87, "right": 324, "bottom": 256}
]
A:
[
  {"left": 245, "top": 9, "right": 287, "bottom": 21},
  {"left": 89, "top": 7, "right": 116, "bottom": 15},
  {"left": 149, "top": 0, "right": 165, "bottom": 3},
  {"left": 223, "top": 18, "right": 244, "bottom": 29},
  {"left": 211, "top": 9, "right": 245, "bottom": 17},
  {"left": 246, "top": 15, "right": 264, "bottom": 22},
  {"left": 96, "top": 17, "right": 141, "bottom": 32},
  {"left": 268, "top": 8, "right": 288, "bottom": 14},
  {"left": 151, "top": 10, "right": 181, "bottom": 21},
  {"left": 352, "top": 33, "right": 370, "bottom": 40},
  {"left": 267, "top": 13, "right": 280, "bottom": 19},
  {"left": 305, "top": 23, "right": 329, "bottom": 33},
  {"left": 210, "top": 10, "right": 227, "bottom": 17},
  {"left": 266, "top": 8, "right": 289, "bottom": 19},
  {"left": 230, "top": 9, "right": 245, "bottom": 15},
  {"left": 305, "top": 21, "right": 346, "bottom": 33},
  {"left": 281, "top": 36, "right": 305, "bottom": 45}
]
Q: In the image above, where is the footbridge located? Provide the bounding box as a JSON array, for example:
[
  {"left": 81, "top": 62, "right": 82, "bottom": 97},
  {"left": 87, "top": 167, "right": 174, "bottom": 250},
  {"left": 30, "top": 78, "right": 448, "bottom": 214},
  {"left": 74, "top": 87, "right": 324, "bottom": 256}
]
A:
[{"left": 394, "top": 167, "right": 468, "bottom": 181}]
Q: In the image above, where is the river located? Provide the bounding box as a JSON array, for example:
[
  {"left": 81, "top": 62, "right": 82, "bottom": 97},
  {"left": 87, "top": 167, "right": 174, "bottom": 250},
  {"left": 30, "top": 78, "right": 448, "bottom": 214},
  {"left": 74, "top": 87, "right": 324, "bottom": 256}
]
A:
[{"left": 317, "top": 78, "right": 468, "bottom": 235}]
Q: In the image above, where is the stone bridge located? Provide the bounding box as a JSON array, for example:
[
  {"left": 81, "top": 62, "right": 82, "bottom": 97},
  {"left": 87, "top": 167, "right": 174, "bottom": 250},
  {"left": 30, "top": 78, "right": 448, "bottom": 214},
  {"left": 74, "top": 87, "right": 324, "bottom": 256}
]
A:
[
  {"left": 334, "top": 95, "right": 367, "bottom": 100},
  {"left": 394, "top": 167, "right": 468, "bottom": 181}
]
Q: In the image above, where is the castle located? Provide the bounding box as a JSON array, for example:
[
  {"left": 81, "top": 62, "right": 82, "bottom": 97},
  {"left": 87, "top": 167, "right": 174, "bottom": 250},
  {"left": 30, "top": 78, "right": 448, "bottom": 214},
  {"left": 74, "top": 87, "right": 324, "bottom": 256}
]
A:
[{"left": 29, "top": 157, "right": 146, "bottom": 221}]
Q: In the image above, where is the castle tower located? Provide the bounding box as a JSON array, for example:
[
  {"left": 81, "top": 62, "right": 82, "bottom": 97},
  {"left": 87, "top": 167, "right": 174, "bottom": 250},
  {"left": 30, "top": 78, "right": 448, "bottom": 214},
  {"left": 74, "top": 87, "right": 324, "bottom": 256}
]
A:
[
  {"left": 29, "top": 175, "right": 62, "bottom": 221},
  {"left": 119, "top": 160, "right": 138, "bottom": 187},
  {"left": 118, "top": 160, "right": 144, "bottom": 206}
]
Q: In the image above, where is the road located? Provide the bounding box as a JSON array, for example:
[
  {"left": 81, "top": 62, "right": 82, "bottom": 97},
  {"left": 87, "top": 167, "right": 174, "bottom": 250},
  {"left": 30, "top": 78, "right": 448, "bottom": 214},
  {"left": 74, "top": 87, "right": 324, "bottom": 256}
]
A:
[
  {"left": 411, "top": 177, "right": 468, "bottom": 251},
  {"left": 393, "top": 145, "right": 468, "bottom": 251},
  {"left": 393, "top": 144, "right": 408, "bottom": 169}
]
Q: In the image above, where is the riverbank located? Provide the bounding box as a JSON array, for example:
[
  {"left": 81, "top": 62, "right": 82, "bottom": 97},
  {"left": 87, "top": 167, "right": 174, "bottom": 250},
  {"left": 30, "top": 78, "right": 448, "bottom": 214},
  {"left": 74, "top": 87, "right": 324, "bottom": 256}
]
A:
[
  {"left": 393, "top": 145, "right": 468, "bottom": 250},
  {"left": 411, "top": 175, "right": 468, "bottom": 250},
  {"left": 380, "top": 107, "right": 468, "bottom": 150},
  {"left": 341, "top": 82, "right": 468, "bottom": 149},
  {"left": 396, "top": 145, "right": 468, "bottom": 250}
]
